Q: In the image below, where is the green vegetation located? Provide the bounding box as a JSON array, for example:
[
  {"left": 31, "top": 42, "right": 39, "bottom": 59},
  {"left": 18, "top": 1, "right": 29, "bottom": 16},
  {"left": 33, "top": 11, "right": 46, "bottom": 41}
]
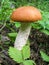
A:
[
  {"left": 32, "top": 11, "right": 49, "bottom": 35},
  {"left": 0, "top": 0, "right": 49, "bottom": 34},
  {"left": 40, "top": 50, "right": 49, "bottom": 62},
  {"left": 9, "top": 44, "right": 36, "bottom": 65},
  {"left": 0, "top": 0, "right": 49, "bottom": 65}
]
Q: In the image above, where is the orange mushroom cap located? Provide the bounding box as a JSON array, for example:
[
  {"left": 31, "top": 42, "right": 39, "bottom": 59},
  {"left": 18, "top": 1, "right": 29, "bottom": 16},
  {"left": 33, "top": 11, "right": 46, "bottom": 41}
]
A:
[{"left": 11, "top": 6, "right": 42, "bottom": 22}]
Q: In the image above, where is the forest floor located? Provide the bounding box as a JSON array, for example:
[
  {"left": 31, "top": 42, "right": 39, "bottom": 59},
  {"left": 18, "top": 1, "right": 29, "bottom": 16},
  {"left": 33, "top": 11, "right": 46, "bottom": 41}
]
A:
[{"left": 0, "top": 26, "right": 49, "bottom": 65}]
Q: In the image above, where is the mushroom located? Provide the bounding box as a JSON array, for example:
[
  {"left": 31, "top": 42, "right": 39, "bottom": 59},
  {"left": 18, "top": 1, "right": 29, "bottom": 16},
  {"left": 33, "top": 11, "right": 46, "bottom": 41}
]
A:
[{"left": 11, "top": 6, "right": 42, "bottom": 50}]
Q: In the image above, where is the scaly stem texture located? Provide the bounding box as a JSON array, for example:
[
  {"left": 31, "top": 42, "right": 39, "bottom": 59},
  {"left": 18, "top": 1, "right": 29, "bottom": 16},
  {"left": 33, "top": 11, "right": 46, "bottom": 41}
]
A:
[{"left": 14, "top": 23, "right": 31, "bottom": 50}]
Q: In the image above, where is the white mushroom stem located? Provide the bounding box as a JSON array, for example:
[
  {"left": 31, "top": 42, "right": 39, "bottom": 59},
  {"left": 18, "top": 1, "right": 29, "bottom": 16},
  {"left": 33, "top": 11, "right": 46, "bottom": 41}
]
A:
[{"left": 14, "top": 23, "right": 31, "bottom": 50}]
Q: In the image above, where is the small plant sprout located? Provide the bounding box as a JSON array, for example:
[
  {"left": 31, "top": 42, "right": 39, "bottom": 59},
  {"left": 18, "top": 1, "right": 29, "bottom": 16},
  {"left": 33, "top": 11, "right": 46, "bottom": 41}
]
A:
[{"left": 11, "top": 6, "right": 42, "bottom": 50}]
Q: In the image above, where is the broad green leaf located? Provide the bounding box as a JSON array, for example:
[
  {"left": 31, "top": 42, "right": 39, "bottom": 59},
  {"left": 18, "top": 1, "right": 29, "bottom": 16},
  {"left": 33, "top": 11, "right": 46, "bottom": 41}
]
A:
[
  {"left": 40, "top": 50, "right": 49, "bottom": 62},
  {"left": 45, "top": 21, "right": 49, "bottom": 30},
  {"left": 22, "top": 44, "right": 30, "bottom": 60},
  {"left": 8, "top": 47, "right": 23, "bottom": 63},
  {"left": 38, "top": 21, "right": 46, "bottom": 29},
  {"left": 15, "top": 22, "right": 21, "bottom": 28},
  {"left": 32, "top": 23, "right": 42, "bottom": 29},
  {"left": 23, "top": 60, "right": 36, "bottom": 65},
  {"left": 40, "top": 29, "right": 49, "bottom": 35},
  {"left": 8, "top": 32, "right": 17, "bottom": 37}
]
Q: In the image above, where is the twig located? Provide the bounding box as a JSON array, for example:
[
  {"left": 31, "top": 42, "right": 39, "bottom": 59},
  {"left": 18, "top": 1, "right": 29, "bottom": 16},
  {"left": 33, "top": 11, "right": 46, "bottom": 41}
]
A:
[{"left": 0, "top": 23, "right": 6, "bottom": 32}]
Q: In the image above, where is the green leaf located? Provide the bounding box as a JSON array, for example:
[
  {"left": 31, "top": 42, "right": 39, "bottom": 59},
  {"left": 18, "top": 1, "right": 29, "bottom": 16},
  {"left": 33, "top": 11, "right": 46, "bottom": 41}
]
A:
[
  {"left": 8, "top": 47, "right": 23, "bottom": 63},
  {"left": 31, "top": 23, "right": 42, "bottom": 29},
  {"left": 38, "top": 21, "right": 46, "bottom": 29},
  {"left": 22, "top": 43, "right": 30, "bottom": 60},
  {"left": 40, "top": 29, "right": 49, "bottom": 35},
  {"left": 15, "top": 22, "right": 21, "bottom": 28},
  {"left": 23, "top": 60, "right": 36, "bottom": 65},
  {"left": 40, "top": 50, "right": 49, "bottom": 62},
  {"left": 8, "top": 32, "right": 17, "bottom": 37}
]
